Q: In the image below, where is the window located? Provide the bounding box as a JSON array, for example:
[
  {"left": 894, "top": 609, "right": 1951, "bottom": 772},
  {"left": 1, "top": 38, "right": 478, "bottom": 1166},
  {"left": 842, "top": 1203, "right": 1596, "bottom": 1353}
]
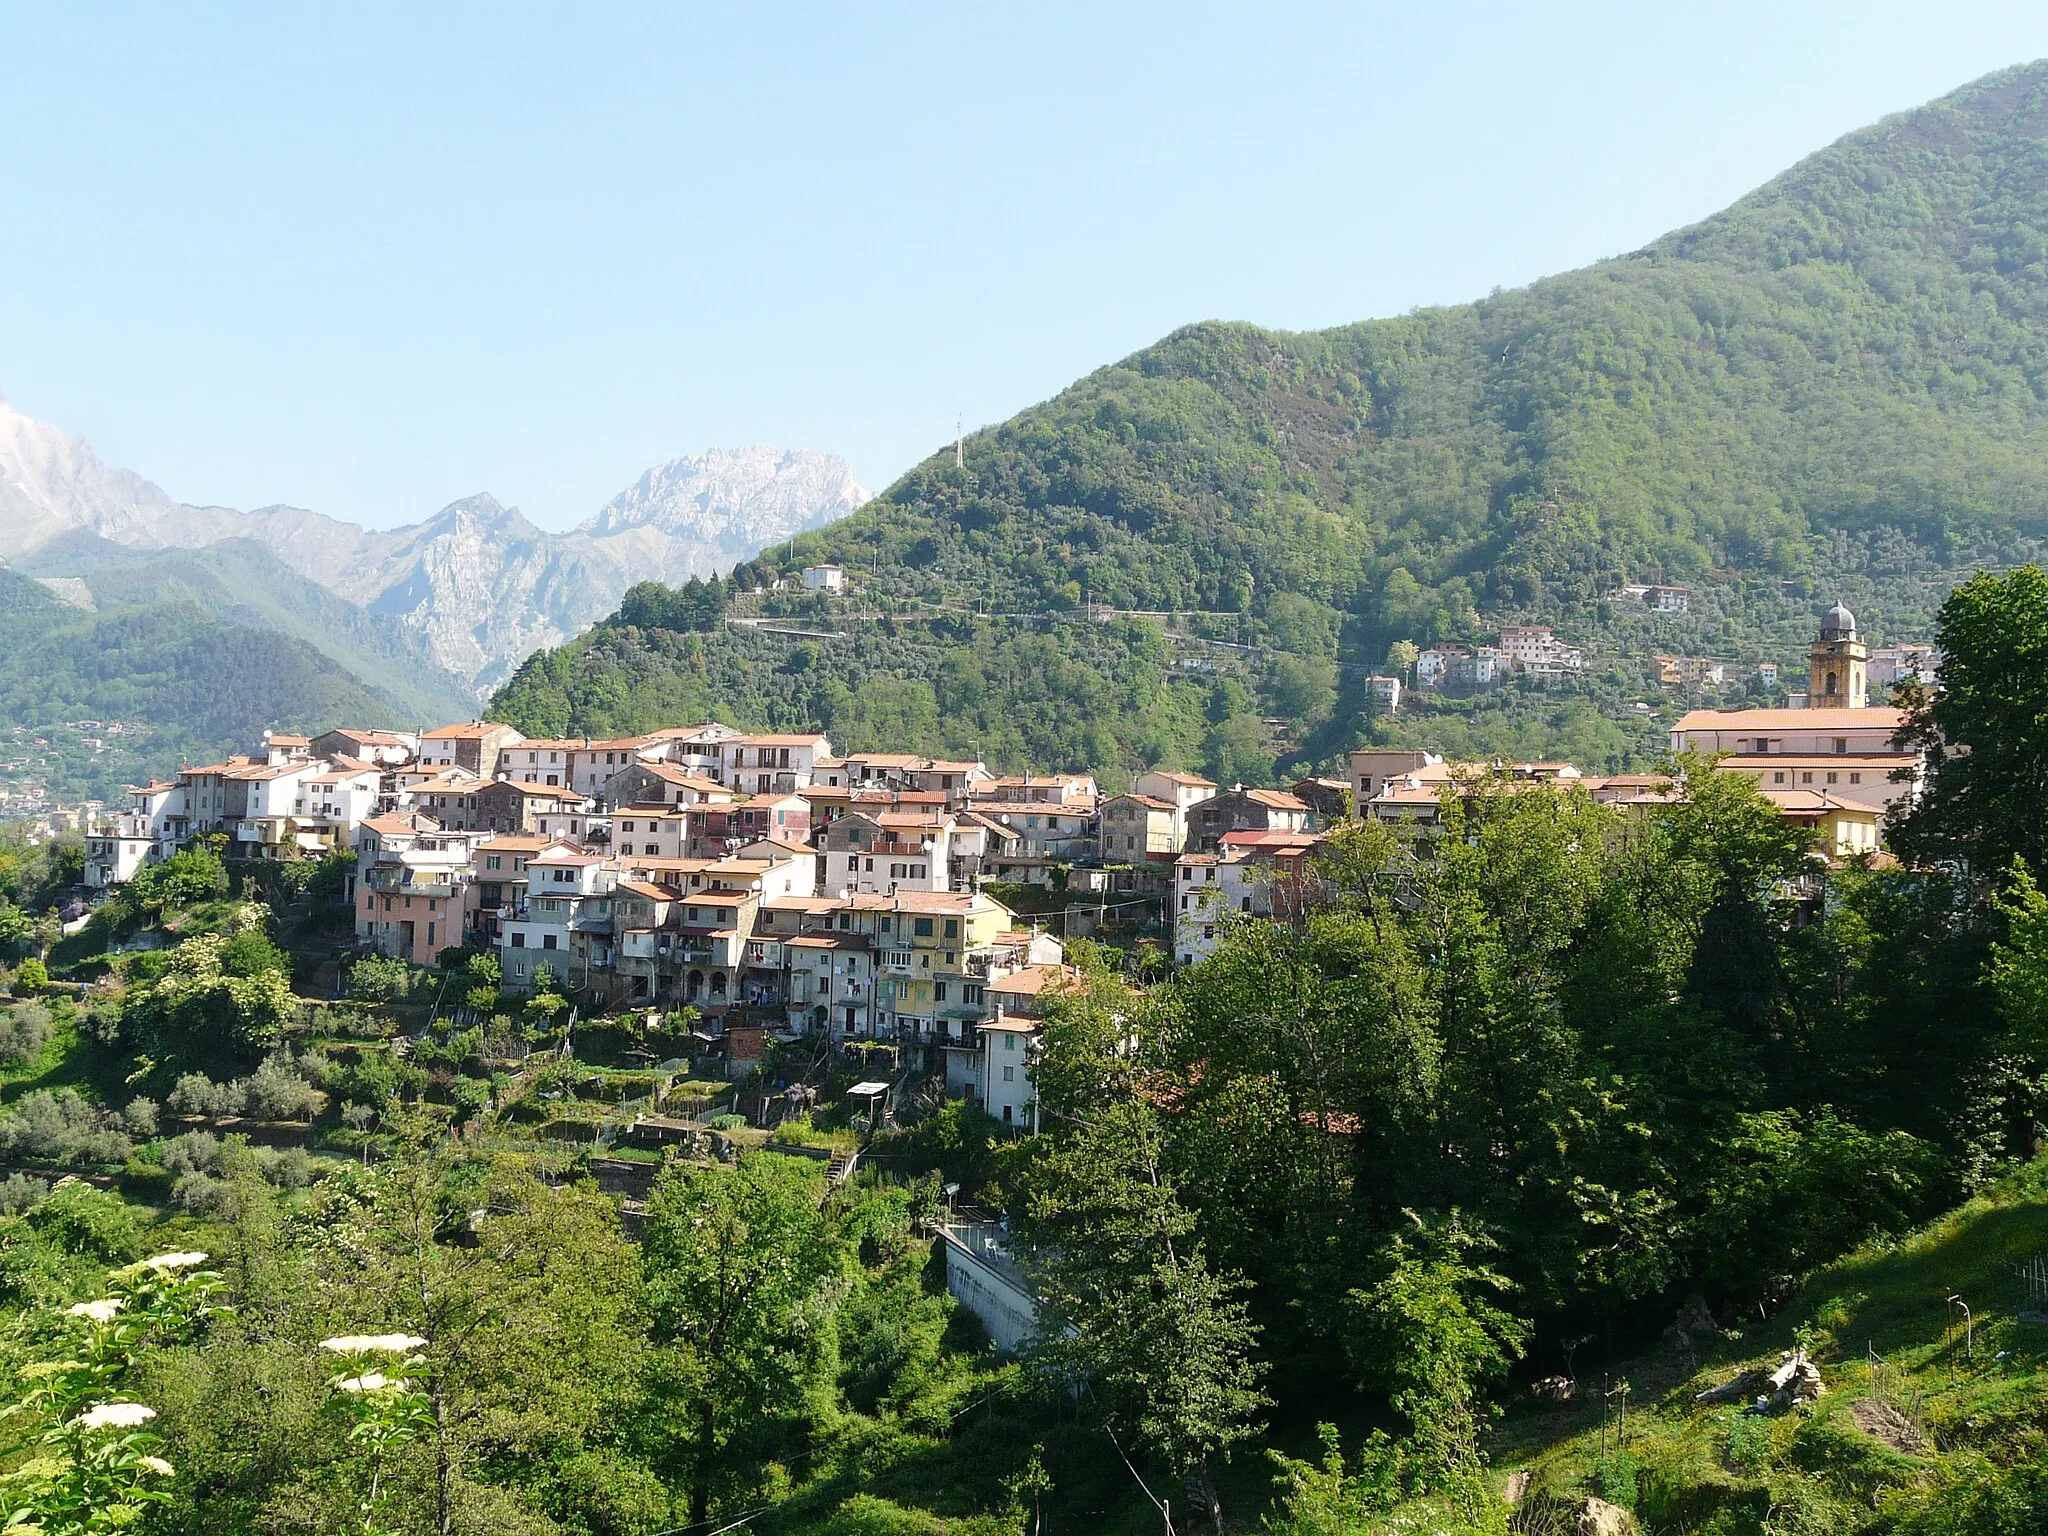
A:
[
  {"left": 1802, "top": 772, "right": 1813, "bottom": 785},
  {"left": 512, "top": 933, "right": 525, "bottom": 947},
  {"left": 1773, "top": 771, "right": 1786, "bottom": 785},
  {"left": 1834, "top": 738, "right": 1849, "bottom": 754},
  {"left": 914, "top": 917, "right": 934, "bottom": 936},
  {"left": 1826, "top": 772, "right": 1838, "bottom": 785},
  {"left": 1850, "top": 772, "right": 1862, "bottom": 784},
  {"left": 1004, "top": 1034, "right": 1017, "bottom": 1052},
  {"left": 1002, "top": 1065, "right": 1015, "bottom": 1082}
]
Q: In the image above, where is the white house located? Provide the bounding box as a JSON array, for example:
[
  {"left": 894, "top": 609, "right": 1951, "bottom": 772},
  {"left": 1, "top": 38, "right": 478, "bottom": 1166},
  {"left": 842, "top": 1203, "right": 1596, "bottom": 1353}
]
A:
[
  {"left": 803, "top": 564, "right": 845, "bottom": 593},
  {"left": 715, "top": 733, "right": 833, "bottom": 794}
]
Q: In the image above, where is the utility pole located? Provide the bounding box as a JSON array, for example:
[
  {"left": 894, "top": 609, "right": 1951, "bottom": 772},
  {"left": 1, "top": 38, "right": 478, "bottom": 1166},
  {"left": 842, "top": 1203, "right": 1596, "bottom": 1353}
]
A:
[{"left": 955, "top": 413, "right": 964, "bottom": 470}]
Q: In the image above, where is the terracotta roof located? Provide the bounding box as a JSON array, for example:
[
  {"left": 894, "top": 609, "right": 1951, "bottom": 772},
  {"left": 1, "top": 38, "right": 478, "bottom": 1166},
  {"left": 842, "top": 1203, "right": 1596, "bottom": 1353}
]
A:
[
  {"left": 422, "top": 722, "right": 518, "bottom": 739},
  {"left": 989, "top": 963, "right": 1078, "bottom": 997},
  {"left": 1143, "top": 771, "right": 1216, "bottom": 787},
  {"left": 322, "top": 728, "right": 412, "bottom": 746},
  {"left": 1106, "top": 794, "right": 1177, "bottom": 811},
  {"left": 615, "top": 880, "right": 675, "bottom": 901},
  {"left": 362, "top": 813, "right": 434, "bottom": 837},
  {"left": 265, "top": 734, "right": 311, "bottom": 747},
  {"left": 1761, "top": 788, "right": 1880, "bottom": 816},
  {"left": 1674, "top": 708, "right": 1906, "bottom": 731},
  {"left": 1237, "top": 788, "right": 1310, "bottom": 811},
  {"left": 486, "top": 781, "right": 588, "bottom": 801},
  {"left": 478, "top": 834, "right": 555, "bottom": 851},
  {"left": 1712, "top": 754, "right": 1918, "bottom": 768},
  {"left": 728, "top": 733, "right": 830, "bottom": 747}
]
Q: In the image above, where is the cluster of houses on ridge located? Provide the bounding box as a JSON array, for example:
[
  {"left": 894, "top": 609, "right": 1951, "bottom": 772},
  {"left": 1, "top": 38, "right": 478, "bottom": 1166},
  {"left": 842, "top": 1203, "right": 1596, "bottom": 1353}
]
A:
[{"left": 72, "top": 603, "right": 1925, "bottom": 1132}]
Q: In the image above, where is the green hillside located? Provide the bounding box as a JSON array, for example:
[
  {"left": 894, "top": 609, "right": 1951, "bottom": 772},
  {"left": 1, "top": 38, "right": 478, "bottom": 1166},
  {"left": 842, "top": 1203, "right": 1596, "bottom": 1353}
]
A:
[
  {"left": 13, "top": 533, "right": 477, "bottom": 726},
  {"left": 1471, "top": 1157, "right": 2048, "bottom": 1533},
  {"left": 0, "top": 568, "right": 411, "bottom": 800},
  {"left": 494, "top": 62, "right": 2048, "bottom": 775}
]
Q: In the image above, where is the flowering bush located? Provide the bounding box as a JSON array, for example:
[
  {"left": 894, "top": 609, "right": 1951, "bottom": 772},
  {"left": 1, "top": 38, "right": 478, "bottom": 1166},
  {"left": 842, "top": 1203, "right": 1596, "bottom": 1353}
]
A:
[
  {"left": 319, "top": 1332, "right": 433, "bottom": 1535},
  {"left": 0, "top": 1250, "right": 224, "bottom": 1533}
]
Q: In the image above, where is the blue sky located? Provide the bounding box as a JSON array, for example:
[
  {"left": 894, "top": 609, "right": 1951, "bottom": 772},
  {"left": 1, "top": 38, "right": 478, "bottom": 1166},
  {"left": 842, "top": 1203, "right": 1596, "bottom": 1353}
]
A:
[{"left": 3, "top": 2, "right": 2048, "bottom": 531}]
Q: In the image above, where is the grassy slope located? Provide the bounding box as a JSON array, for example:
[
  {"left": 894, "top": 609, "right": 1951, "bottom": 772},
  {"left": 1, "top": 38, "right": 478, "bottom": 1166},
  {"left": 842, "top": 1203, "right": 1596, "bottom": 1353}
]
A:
[
  {"left": 1484, "top": 1158, "right": 2048, "bottom": 1532},
  {"left": 495, "top": 63, "right": 2048, "bottom": 775}
]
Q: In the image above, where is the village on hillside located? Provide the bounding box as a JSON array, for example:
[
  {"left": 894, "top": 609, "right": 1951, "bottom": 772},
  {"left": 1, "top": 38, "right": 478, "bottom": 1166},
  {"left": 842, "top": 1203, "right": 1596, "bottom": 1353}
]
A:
[{"left": 0, "top": 602, "right": 1912, "bottom": 1137}]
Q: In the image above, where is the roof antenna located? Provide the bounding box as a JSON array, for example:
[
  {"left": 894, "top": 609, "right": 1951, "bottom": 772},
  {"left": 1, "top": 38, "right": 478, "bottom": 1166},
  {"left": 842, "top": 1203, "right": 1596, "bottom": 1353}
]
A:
[{"left": 955, "top": 414, "right": 964, "bottom": 471}]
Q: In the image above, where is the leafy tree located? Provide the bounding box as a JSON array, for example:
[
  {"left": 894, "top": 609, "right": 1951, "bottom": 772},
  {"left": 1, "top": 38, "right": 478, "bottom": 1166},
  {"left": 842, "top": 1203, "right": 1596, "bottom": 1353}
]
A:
[
  {"left": 218, "top": 929, "right": 291, "bottom": 981},
  {"left": 1345, "top": 1211, "right": 1527, "bottom": 1497},
  {"left": 123, "top": 934, "right": 296, "bottom": 1059},
  {"left": 13, "top": 956, "right": 47, "bottom": 994},
  {"left": 0, "top": 1001, "right": 55, "bottom": 1067},
  {"left": 1893, "top": 567, "right": 2048, "bottom": 876},
  {"left": 346, "top": 954, "right": 412, "bottom": 1004},
  {"left": 1009, "top": 1092, "right": 1267, "bottom": 1532},
  {"left": 641, "top": 1153, "right": 844, "bottom": 1530},
  {"left": 131, "top": 848, "right": 229, "bottom": 915}
]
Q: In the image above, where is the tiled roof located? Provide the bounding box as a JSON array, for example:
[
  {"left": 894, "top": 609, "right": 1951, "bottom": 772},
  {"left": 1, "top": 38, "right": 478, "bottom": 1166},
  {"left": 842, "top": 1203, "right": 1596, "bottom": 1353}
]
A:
[{"left": 1674, "top": 708, "right": 1905, "bottom": 730}]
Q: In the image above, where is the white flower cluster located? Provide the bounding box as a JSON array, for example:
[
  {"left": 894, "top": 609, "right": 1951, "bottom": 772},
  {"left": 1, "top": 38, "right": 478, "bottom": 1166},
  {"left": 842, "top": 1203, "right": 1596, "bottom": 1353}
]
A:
[
  {"left": 74, "top": 1402, "right": 156, "bottom": 1431},
  {"left": 63, "top": 1298, "right": 123, "bottom": 1323},
  {"left": 319, "top": 1333, "right": 428, "bottom": 1356},
  {"left": 141, "top": 1251, "right": 210, "bottom": 1272}
]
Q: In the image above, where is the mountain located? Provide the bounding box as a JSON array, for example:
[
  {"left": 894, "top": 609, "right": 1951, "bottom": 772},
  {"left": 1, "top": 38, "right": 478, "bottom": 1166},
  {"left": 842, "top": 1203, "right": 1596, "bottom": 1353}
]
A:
[
  {"left": 0, "top": 397, "right": 869, "bottom": 691},
  {"left": 9, "top": 533, "right": 477, "bottom": 726},
  {"left": 0, "top": 566, "right": 413, "bottom": 801},
  {"left": 491, "top": 61, "right": 2048, "bottom": 781}
]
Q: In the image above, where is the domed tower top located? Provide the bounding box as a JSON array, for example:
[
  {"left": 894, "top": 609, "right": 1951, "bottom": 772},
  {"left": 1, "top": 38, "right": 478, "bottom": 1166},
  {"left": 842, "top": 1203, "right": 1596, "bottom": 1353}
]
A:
[{"left": 1810, "top": 601, "right": 1868, "bottom": 709}]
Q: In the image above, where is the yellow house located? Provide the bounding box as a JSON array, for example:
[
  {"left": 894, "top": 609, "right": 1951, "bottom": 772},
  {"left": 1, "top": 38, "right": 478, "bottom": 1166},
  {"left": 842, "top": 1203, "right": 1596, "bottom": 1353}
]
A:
[{"left": 1762, "top": 787, "right": 1882, "bottom": 859}]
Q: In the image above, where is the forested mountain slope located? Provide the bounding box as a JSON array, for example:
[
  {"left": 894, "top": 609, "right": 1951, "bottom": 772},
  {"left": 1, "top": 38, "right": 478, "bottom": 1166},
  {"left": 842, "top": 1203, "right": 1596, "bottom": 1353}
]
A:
[
  {"left": 0, "top": 569, "right": 410, "bottom": 800},
  {"left": 495, "top": 62, "right": 2048, "bottom": 777},
  {"left": 12, "top": 533, "right": 476, "bottom": 725}
]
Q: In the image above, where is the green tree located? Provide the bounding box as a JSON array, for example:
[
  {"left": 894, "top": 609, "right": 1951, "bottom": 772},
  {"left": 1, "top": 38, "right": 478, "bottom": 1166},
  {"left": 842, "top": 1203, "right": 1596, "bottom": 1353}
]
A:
[
  {"left": 346, "top": 955, "right": 412, "bottom": 1004},
  {"left": 1345, "top": 1210, "right": 1527, "bottom": 1496},
  {"left": 1010, "top": 1095, "right": 1268, "bottom": 1532},
  {"left": 1893, "top": 566, "right": 2048, "bottom": 875},
  {"left": 641, "top": 1154, "right": 844, "bottom": 1530}
]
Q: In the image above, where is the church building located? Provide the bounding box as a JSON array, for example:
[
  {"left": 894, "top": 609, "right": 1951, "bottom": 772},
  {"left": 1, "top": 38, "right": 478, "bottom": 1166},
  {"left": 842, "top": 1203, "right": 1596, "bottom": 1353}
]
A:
[{"left": 1668, "top": 602, "right": 1922, "bottom": 834}]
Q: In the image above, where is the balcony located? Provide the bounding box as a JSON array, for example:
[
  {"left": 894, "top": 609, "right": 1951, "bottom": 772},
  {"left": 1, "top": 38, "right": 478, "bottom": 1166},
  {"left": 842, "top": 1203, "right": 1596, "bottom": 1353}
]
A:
[{"left": 364, "top": 866, "right": 461, "bottom": 898}]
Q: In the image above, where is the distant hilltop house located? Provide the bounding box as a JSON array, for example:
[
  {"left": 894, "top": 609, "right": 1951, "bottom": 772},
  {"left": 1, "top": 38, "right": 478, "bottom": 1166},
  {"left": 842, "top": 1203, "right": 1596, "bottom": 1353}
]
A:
[
  {"left": 1869, "top": 642, "right": 1939, "bottom": 689},
  {"left": 802, "top": 563, "right": 845, "bottom": 593},
  {"left": 1415, "top": 642, "right": 1505, "bottom": 693},
  {"left": 1413, "top": 625, "right": 1582, "bottom": 695},
  {"left": 1656, "top": 654, "right": 1726, "bottom": 688},
  {"left": 1613, "top": 582, "right": 1692, "bottom": 614}
]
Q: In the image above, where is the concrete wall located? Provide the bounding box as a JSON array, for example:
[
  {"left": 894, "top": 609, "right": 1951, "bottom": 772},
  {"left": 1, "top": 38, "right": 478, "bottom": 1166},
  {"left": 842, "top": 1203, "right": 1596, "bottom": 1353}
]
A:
[{"left": 939, "top": 1225, "right": 1038, "bottom": 1353}]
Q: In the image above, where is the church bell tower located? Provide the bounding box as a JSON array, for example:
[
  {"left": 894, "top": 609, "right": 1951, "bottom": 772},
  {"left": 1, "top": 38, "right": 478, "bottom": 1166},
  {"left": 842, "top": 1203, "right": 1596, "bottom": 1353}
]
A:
[{"left": 1809, "top": 601, "right": 1867, "bottom": 709}]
